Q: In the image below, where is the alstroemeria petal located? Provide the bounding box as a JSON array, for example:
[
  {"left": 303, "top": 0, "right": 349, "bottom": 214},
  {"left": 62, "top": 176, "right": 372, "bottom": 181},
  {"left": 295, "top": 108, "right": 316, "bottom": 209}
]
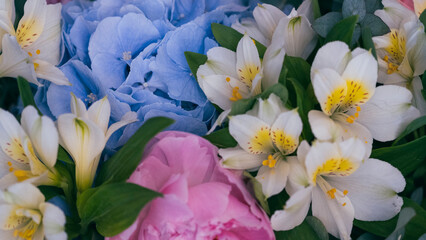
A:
[
  {"left": 355, "top": 85, "right": 420, "bottom": 142},
  {"left": 202, "top": 47, "right": 238, "bottom": 78},
  {"left": 219, "top": 147, "right": 265, "bottom": 170},
  {"left": 87, "top": 96, "right": 110, "bottom": 134},
  {"left": 326, "top": 158, "right": 405, "bottom": 221},
  {"left": 271, "top": 186, "right": 313, "bottom": 231},
  {"left": 311, "top": 41, "right": 351, "bottom": 77},
  {"left": 305, "top": 141, "right": 341, "bottom": 185},
  {"left": 271, "top": 110, "right": 302, "bottom": 155},
  {"left": 236, "top": 34, "right": 262, "bottom": 88},
  {"left": 40, "top": 202, "right": 67, "bottom": 240},
  {"left": 0, "top": 204, "right": 25, "bottom": 230},
  {"left": 70, "top": 93, "right": 88, "bottom": 118},
  {"left": 0, "top": 35, "right": 36, "bottom": 85},
  {"left": 232, "top": 18, "right": 270, "bottom": 46},
  {"left": 229, "top": 114, "right": 274, "bottom": 154},
  {"left": 411, "top": 76, "right": 426, "bottom": 116},
  {"left": 312, "top": 68, "right": 347, "bottom": 116},
  {"left": 21, "top": 106, "right": 58, "bottom": 169},
  {"left": 308, "top": 110, "right": 343, "bottom": 142},
  {"left": 15, "top": 0, "right": 47, "bottom": 48},
  {"left": 341, "top": 50, "right": 377, "bottom": 110},
  {"left": 253, "top": 3, "right": 285, "bottom": 40},
  {"left": 34, "top": 59, "right": 70, "bottom": 86},
  {"left": 312, "top": 186, "right": 354, "bottom": 240},
  {"left": 3, "top": 182, "right": 45, "bottom": 209},
  {"left": 262, "top": 30, "right": 285, "bottom": 89},
  {"left": 374, "top": 0, "right": 416, "bottom": 29},
  {"left": 247, "top": 94, "right": 288, "bottom": 125},
  {"left": 286, "top": 156, "right": 310, "bottom": 195},
  {"left": 105, "top": 111, "right": 138, "bottom": 141},
  {"left": 256, "top": 160, "right": 289, "bottom": 198}
]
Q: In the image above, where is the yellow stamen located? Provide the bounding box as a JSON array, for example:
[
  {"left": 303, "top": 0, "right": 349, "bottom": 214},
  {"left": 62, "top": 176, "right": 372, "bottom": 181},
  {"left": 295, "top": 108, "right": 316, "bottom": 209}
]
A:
[
  {"left": 342, "top": 202, "right": 347, "bottom": 206},
  {"left": 327, "top": 188, "right": 337, "bottom": 199},
  {"left": 262, "top": 155, "right": 277, "bottom": 168},
  {"left": 33, "top": 63, "right": 39, "bottom": 71},
  {"left": 28, "top": 52, "right": 32, "bottom": 57},
  {"left": 225, "top": 77, "right": 230, "bottom": 82},
  {"left": 9, "top": 167, "right": 13, "bottom": 172},
  {"left": 7, "top": 161, "right": 12, "bottom": 166},
  {"left": 13, "top": 170, "right": 31, "bottom": 182},
  {"left": 343, "top": 190, "right": 348, "bottom": 195},
  {"left": 346, "top": 116, "right": 354, "bottom": 124},
  {"left": 36, "top": 49, "right": 40, "bottom": 55},
  {"left": 229, "top": 87, "right": 243, "bottom": 101},
  {"left": 356, "top": 106, "right": 361, "bottom": 112},
  {"left": 354, "top": 112, "right": 359, "bottom": 118}
]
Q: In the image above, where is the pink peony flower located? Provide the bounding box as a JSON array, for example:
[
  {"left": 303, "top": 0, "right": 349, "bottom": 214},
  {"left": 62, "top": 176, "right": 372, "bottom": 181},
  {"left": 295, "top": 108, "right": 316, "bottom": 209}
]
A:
[
  {"left": 46, "top": 0, "right": 71, "bottom": 4},
  {"left": 107, "top": 131, "right": 275, "bottom": 240}
]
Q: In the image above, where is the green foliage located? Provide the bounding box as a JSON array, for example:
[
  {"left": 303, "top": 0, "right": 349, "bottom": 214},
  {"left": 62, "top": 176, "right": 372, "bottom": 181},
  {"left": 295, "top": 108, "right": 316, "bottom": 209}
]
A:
[
  {"left": 275, "top": 217, "right": 329, "bottom": 240},
  {"left": 313, "top": 12, "right": 343, "bottom": 38},
  {"left": 203, "top": 127, "right": 237, "bottom": 148},
  {"left": 325, "top": 15, "right": 359, "bottom": 46},
  {"left": 77, "top": 183, "right": 161, "bottom": 237},
  {"left": 393, "top": 116, "right": 426, "bottom": 145},
  {"left": 17, "top": 77, "right": 41, "bottom": 114},
  {"left": 420, "top": 10, "right": 426, "bottom": 33},
  {"left": 342, "top": 0, "right": 366, "bottom": 22},
  {"left": 211, "top": 23, "right": 267, "bottom": 57},
  {"left": 361, "top": 27, "right": 377, "bottom": 59},
  {"left": 95, "top": 117, "right": 174, "bottom": 185},
  {"left": 244, "top": 172, "right": 270, "bottom": 215},
  {"left": 184, "top": 51, "right": 207, "bottom": 81}
]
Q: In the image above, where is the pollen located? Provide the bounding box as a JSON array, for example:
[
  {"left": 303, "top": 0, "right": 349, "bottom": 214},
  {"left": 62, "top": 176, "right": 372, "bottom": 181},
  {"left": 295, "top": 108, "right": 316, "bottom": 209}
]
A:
[
  {"left": 225, "top": 77, "right": 230, "bottom": 82},
  {"left": 9, "top": 167, "right": 13, "bottom": 172},
  {"left": 229, "top": 87, "right": 243, "bottom": 101},
  {"left": 7, "top": 161, "right": 12, "bottom": 166},
  {"left": 346, "top": 116, "right": 354, "bottom": 124},
  {"left": 327, "top": 188, "right": 336, "bottom": 199},
  {"left": 342, "top": 202, "right": 347, "bottom": 206},
  {"left": 28, "top": 52, "right": 32, "bottom": 57},
  {"left": 33, "top": 63, "right": 39, "bottom": 71},
  {"left": 262, "top": 155, "right": 277, "bottom": 168},
  {"left": 36, "top": 49, "right": 40, "bottom": 55},
  {"left": 343, "top": 190, "right": 348, "bottom": 195}
]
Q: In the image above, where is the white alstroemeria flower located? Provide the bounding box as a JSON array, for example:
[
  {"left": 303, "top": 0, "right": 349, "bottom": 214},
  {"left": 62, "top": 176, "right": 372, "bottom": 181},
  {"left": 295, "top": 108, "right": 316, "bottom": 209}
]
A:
[
  {"left": 219, "top": 94, "right": 303, "bottom": 197},
  {"left": 0, "top": 0, "right": 69, "bottom": 86},
  {"left": 309, "top": 41, "right": 420, "bottom": 148},
  {"left": 197, "top": 34, "right": 285, "bottom": 110},
  {"left": 0, "top": 182, "right": 66, "bottom": 240},
  {"left": 57, "top": 94, "right": 137, "bottom": 192},
  {"left": 271, "top": 139, "right": 405, "bottom": 240},
  {"left": 375, "top": 0, "right": 417, "bottom": 29},
  {"left": 0, "top": 106, "right": 60, "bottom": 189},
  {"left": 232, "top": 1, "right": 317, "bottom": 59},
  {"left": 412, "top": 0, "right": 426, "bottom": 17}
]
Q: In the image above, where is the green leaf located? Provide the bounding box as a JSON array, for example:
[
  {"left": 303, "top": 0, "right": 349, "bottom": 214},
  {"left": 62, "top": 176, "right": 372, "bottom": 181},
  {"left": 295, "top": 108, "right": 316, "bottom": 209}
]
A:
[
  {"left": 386, "top": 208, "right": 416, "bottom": 240},
  {"left": 371, "top": 136, "right": 426, "bottom": 176},
  {"left": 342, "top": 0, "right": 366, "bottom": 22},
  {"left": 57, "top": 146, "right": 74, "bottom": 165},
  {"left": 78, "top": 182, "right": 161, "bottom": 237},
  {"left": 312, "top": 12, "right": 343, "bottom": 38},
  {"left": 361, "top": 26, "right": 377, "bottom": 59},
  {"left": 312, "top": 0, "right": 321, "bottom": 19},
  {"left": 325, "top": 15, "right": 359, "bottom": 46},
  {"left": 38, "top": 186, "right": 63, "bottom": 201},
  {"left": 184, "top": 51, "right": 207, "bottom": 81},
  {"left": 393, "top": 116, "right": 426, "bottom": 145},
  {"left": 286, "top": 78, "right": 314, "bottom": 141},
  {"left": 95, "top": 117, "right": 174, "bottom": 185},
  {"left": 243, "top": 171, "right": 270, "bottom": 215},
  {"left": 275, "top": 219, "right": 322, "bottom": 240},
  {"left": 305, "top": 216, "right": 329, "bottom": 240},
  {"left": 422, "top": 70, "right": 426, "bottom": 101},
  {"left": 283, "top": 55, "right": 311, "bottom": 88},
  {"left": 203, "top": 127, "right": 237, "bottom": 148},
  {"left": 211, "top": 23, "right": 267, "bottom": 57},
  {"left": 355, "top": 198, "right": 426, "bottom": 239},
  {"left": 365, "top": 0, "right": 383, "bottom": 14},
  {"left": 420, "top": 10, "right": 426, "bottom": 33},
  {"left": 14, "top": 0, "right": 26, "bottom": 28},
  {"left": 361, "top": 14, "right": 390, "bottom": 36},
  {"left": 17, "top": 76, "right": 41, "bottom": 114}
]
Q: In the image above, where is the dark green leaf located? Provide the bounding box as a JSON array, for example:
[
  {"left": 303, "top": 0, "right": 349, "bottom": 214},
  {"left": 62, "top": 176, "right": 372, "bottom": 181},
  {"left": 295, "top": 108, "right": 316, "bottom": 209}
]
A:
[
  {"left": 305, "top": 216, "right": 329, "bottom": 240},
  {"left": 357, "top": 233, "right": 382, "bottom": 240},
  {"left": 78, "top": 182, "right": 161, "bottom": 237},
  {"left": 372, "top": 136, "right": 426, "bottom": 176},
  {"left": 422, "top": 70, "right": 426, "bottom": 100},
  {"left": 342, "top": 0, "right": 366, "bottom": 22},
  {"left": 325, "top": 15, "right": 359, "bottom": 46},
  {"left": 312, "top": 12, "right": 343, "bottom": 38},
  {"left": 57, "top": 146, "right": 74, "bottom": 165},
  {"left": 203, "top": 127, "right": 237, "bottom": 148},
  {"left": 243, "top": 171, "right": 270, "bottom": 215},
  {"left": 65, "top": 216, "right": 81, "bottom": 240},
  {"left": 352, "top": 24, "right": 361, "bottom": 45},
  {"left": 283, "top": 55, "right": 311, "bottom": 88},
  {"left": 17, "top": 76, "right": 41, "bottom": 114},
  {"left": 386, "top": 208, "right": 416, "bottom": 240},
  {"left": 420, "top": 10, "right": 426, "bottom": 33},
  {"left": 95, "top": 117, "right": 174, "bottom": 185},
  {"left": 312, "top": 0, "right": 321, "bottom": 19},
  {"left": 275, "top": 220, "right": 322, "bottom": 240},
  {"left": 38, "top": 186, "right": 63, "bottom": 201},
  {"left": 365, "top": 0, "right": 383, "bottom": 14},
  {"left": 14, "top": 0, "right": 26, "bottom": 28},
  {"left": 211, "top": 23, "right": 267, "bottom": 57},
  {"left": 361, "top": 26, "right": 377, "bottom": 59},
  {"left": 229, "top": 97, "right": 257, "bottom": 116},
  {"left": 286, "top": 78, "right": 314, "bottom": 141},
  {"left": 361, "top": 14, "right": 390, "bottom": 36},
  {"left": 184, "top": 51, "right": 207, "bottom": 81},
  {"left": 393, "top": 115, "right": 426, "bottom": 145},
  {"left": 410, "top": 187, "right": 423, "bottom": 205}
]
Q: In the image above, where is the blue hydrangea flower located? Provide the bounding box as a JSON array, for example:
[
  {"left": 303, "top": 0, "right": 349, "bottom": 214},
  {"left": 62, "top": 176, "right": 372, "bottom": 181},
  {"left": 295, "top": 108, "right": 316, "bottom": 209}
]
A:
[{"left": 36, "top": 0, "right": 257, "bottom": 149}]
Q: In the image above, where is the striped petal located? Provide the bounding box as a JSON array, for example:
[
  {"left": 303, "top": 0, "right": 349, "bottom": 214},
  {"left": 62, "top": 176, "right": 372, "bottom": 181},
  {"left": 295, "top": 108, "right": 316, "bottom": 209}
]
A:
[{"left": 271, "top": 110, "right": 302, "bottom": 155}]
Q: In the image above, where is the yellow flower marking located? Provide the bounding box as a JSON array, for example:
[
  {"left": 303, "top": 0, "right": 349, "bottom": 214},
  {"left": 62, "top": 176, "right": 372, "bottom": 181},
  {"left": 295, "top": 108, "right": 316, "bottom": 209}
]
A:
[
  {"left": 2, "top": 138, "right": 29, "bottom": 164},
  {"left": 311, "top": 158, "right": 357, "bottom": 185},
  {"left": 237, "top": 63, "right": 260, "bottom": 88},
  {"left": 383, "top": 29, "right": 406, "bottom": 75},
  {"left": 16, "top": 19, "right": 43, "bottom": 48},
  {"left": 341, "top": 80, "right": 370, "bottom": 111},
  {"left": 323, "top": 86, "right": 346, "bottom": 115},
  {"left": 247, "top": 126, "right": 273, "bottom": 154},
  {"left": 271, "top": 129, "right": 298, "bottom": 155}
]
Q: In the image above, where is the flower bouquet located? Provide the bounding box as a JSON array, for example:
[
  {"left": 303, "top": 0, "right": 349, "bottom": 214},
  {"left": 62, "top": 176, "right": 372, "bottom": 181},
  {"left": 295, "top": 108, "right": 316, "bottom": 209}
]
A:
[{"left": 0, "top": 0, "right": 425, "bottom": 239}]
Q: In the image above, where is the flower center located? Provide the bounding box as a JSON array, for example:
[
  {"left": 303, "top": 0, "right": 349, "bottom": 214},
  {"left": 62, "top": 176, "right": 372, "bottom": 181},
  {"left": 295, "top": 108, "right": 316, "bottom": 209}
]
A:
[
  {"left": 317, "top": 177, "right": 349, "bottom": 207},
  {"left": 16, "top": 19, "right": 43, "bottom": 48},
  {"left": 229, "top": 86, "right": 243, "bottom": 102},
  {"left": 237, "top": 63, "right": 260, "bottom": 88},
  {"left": 383, "top": 29, "right": 406, "bottom": 74},
  {"left": 311, "top": 158, "right": 356, "bottom": 185}
]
